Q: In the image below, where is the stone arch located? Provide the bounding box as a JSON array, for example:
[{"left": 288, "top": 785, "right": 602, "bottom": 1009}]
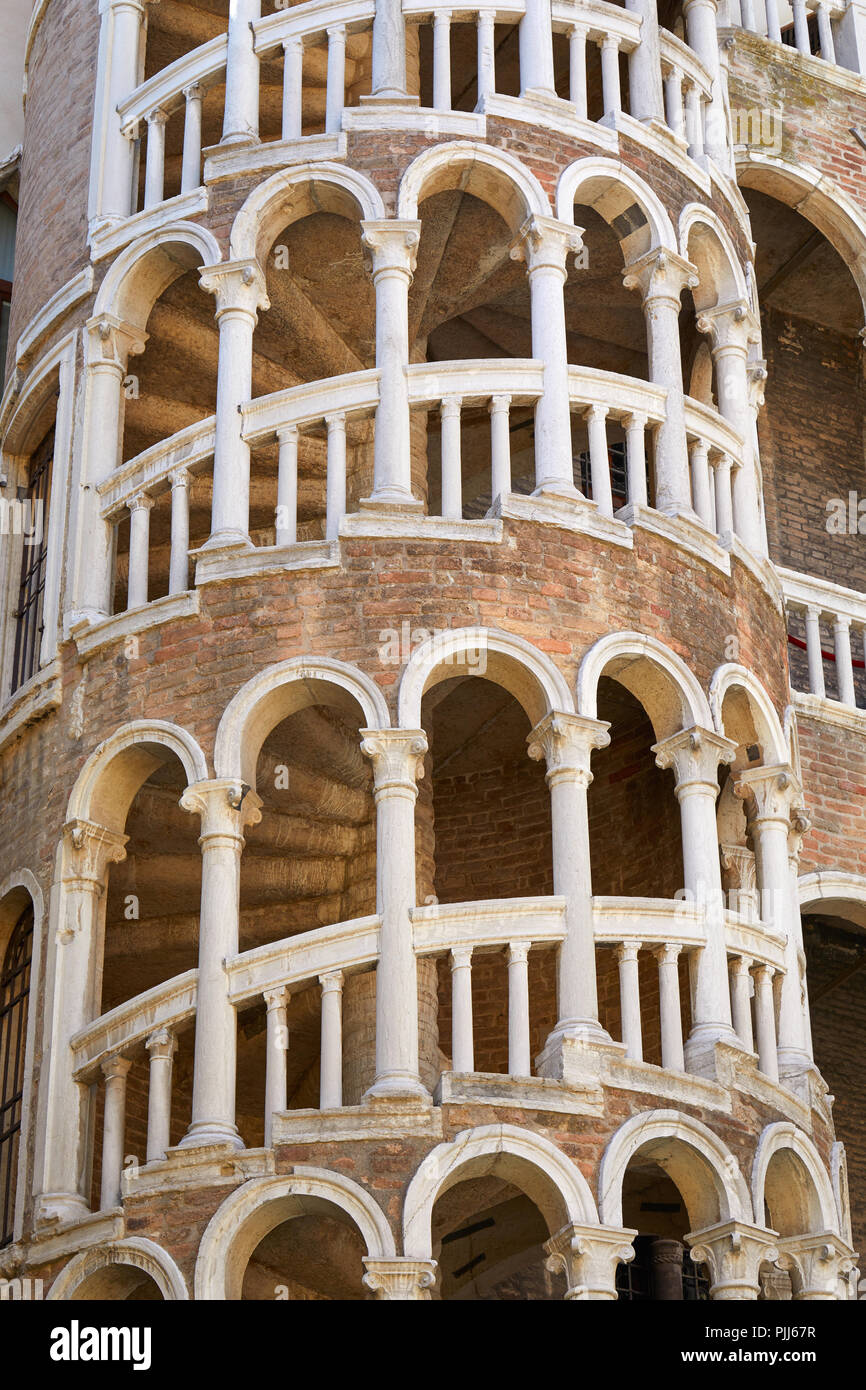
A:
[
  {"left": 798, "top": 870, "right": 866, "bottom": 929},
  {"left": 679, "top": 203, "right": 749, "bottom": 313},
  {"left": 556, "top": 156, "right": 677, "bottom": 261},
  {"left": 66, "top": 719, "right": 209, "bottom": 836},
  {"left": 214, "top": 655, "right": 390, "bottom": 787},
  {"left": 708, "top": 663, "right": 788, "bottom": 765},
  {"left": 577, "top": 632, "right": 712, "bottom": 739},
  {"left": 194, "top": 1168, "right": 396, "bottom": 1300},
  {"left": 598, "top": 1110, "right": 752, "bottom": 1231},
  {"left": 752, "top": 1123, "right": 839, "bottom": 1238},
  {"left": 47, "top": 1237, "right": 190, "bottom": 1301},
  {"left": 230, "top": 162, "right": 387, "bottom": 264},
  {"left": 397, "top": 141, "right": 550, "bottom": 232},
  {"left": 397, "top": 626, "right": 573, "bottom": 730},
  {"left": 403, "top": 1124, "right": 598, "bottom": 1260},
  {"left": 0, "top": 868, "right": 42, "bottom": 962},
  {"left": 93, "top": 222, "right": 223, "bottom": 335}
]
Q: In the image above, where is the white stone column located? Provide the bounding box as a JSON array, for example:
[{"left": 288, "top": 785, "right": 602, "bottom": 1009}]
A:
[
  {"left": 145, "top": 1028, "right": 177, "bottom": 1163},
  {"left": 653, "top": 727, "right": 739, "bottom": 1064},
  {"left": 326, "top": 25, "right": 347, "bottom": 133},
  {"left": 507, "top": 942, "right": 531, "bottom": 1077},
  {"left": 450, "top": 948, "right": 474, "bottom": 1073},
  {"left": 433, "top": 13, "right": 452, "bottom": 108},
  {"left": 689, "top": 438, "right": 714, "bottom": 528},
  {"left": 371, "top": 0, "right": 409, "bottom": 98},
  {"left": 511, "top": 216, "right": 585, "bottom": 500},
  {"left": 623, "top": 0, "right": 665, "bottom": 122},
  {"left": 282, "top": 37, "right": 304, "bottom": 139},
  {"left": 729, "top": 955, "right": 754, "bottom": 1052},
  {"left": 624, "top": 412, "right": 648, "bottom": 507},
  {"left": 199, "top": 260, "right": 270, "bottom": 550},
  {"left": 663, "top": 64, "right": 685, "bottom": 138},
  {"left": 181, "top": 84, "right": 205, "bottom": 193},
  {"left": 363, "top": 1259, "right": 438, "bottom": 1299},
  {"left": 519, "top": 0, "right": 556, "bottom": 94},
  {"left": 712, "top": 451, "right": 734, "bottom": 542},
  {"left": 815, "top": 2, "right": 837, "bottom": 61},
  {"left": 100, "top": 1055, "right": 131, "bottom": 1210},
  {"left": 477, "top": 10, "right": 497, "bottom": 103},
  {"left": 489, "top": 394, "right": 512, "bottom": 504},
  {"left": 623, "top": 250, "right": 697, "bottom": 517},
  {"left": 528, "top": 713, "right": 612, "bottom": 1068},
  {"left": 686, "top": 1222, "right": 779, "bottom": 1300},
  {"left": 545, "top": 1224, "right": 637, "bottom": 1300},
  {"left": 752, "top": 963, "right": 779, "bottom": 1080},
  {"left": 264, "top": 986, "right": 288, "bottom": 1145},
  {"left": 143, "top": 109, "right": 168, "bottom": 209},
  {"left": 616, "top": 942, "right": 643, "bottom": 1061},
  {"left": 360, "top": 731, "right": 429, "bottom": 1099},
  {"left": 697, "top": 301, "right": 765, "bottom": 555},
  {"left": 788, "top": 807, "right": 815, "bottom": 1064},
  {"left": 178, "top": 781, "right": 262, "bottom": 1149},
  {"left": 168, "top": 469, "right": 191, "bottom": 595},
  {"left": 804, "top": 606, "right": 826, "bottom": 698},
  {"left": 319, "top": 971, "right": 344, "bottom": 1108},
  {"left": 440, "top": 397, "right": 463, "bottom": 519},
  {"left": 656, "top": 943, "right": 685, "bottom": 1072},
  {"left": 586, "top": 404, "right": 614, "bottom": 518},
  {"left": 683, "top": 0, "right": 728, "bottom": 163},
  {"left": 127, "top": 494, "right": 153, "bottom": 610},
  {"left": 93, "top": 0, "right": 147, "bottom": 223},
  {"left": 276, "top": 426, "right": 299, "bottom": 546},
  {"left": 568, "top": 26, "right": 588, "bottom": 118},
  {"left": 222, "top": 0, "right": 262, "bottom": 145},
  {"left": 765, "top": 0, "right": 783, "bottom": 44},
  {"left": 792, "top": 0, "right": 811, "bottom": 52},
  {"left": 325, "top": 412, "right": 347, "bottom": 541},
  {"left": 833, "top": 616, "right": 857, "bottom": 707},
  {"left": 599, "top": 36, "right": 622, "bottom": 118},
  {"left": 361, "top": 221, "right": 423, "bottom": 511},
  {"left": 777, "top": 1234, "right": 856, "bottom": 1300}
]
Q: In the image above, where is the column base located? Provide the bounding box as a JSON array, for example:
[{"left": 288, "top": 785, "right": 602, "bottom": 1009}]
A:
[
  {"left": 196, "top": 530, "right": 254, "bottom": 553},
  {"left": 358, "top": 491, "right": 425, "bottom": 516},
  {"left": 177, "top": 1120, "right": 245, "bottom": 1151},
  {"left": 359, "top": 93, "right": 421, "bottom": 110},
  {"left": 362, "top": 1071, "right": 430, "bottom": 1103},
  {"left": 34, "top": 1192, "right": 92, "bottom": 1228},
  {"left": 536, "top": 1031, "right": 626, "bottom": 1087},
  {"left": 218, "top": 131, "right": 261, "bottom": 148},
  {"left": 683, "top": 1024, "right": 743, "bottom": 1079},
  {"left": 531, "top": 480, "right": 584, "bottom": 503}
]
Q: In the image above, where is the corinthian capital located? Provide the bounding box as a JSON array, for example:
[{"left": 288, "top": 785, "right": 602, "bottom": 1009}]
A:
[
  {"left": 733, "top": 764, "right": 802, "bottom": 826},
  {"left": 652, "top": 726, "right": 737, "bottom": 790},
  {"left": 199, "top": 258, "right": 270, "bottom": 319},
  {"left": 360, "top": 729, "right": 428, "bottom": 795},
  {"left": 179, "top": 778, "right": 263, "bottom": 837},
  {"left": 696, "top": 299, "right": 760, "bottom": 355},
  {"left": 63, "top": 819, "right": 128, "bottom": 887},
  {"left": 526, "top": 711, "right": 610, "bottom": 787},
  {"left": 622, "top": 247, "right": 698, "bottom": 305},
  {"left": 360, "top": 219, "right": 422, "bottom": 281},
  {"left": 509, "top": 215, "right": 585, "bottom": 276},
  {"left": 86, "top": 313, "right": 148, "bottom": 367}
]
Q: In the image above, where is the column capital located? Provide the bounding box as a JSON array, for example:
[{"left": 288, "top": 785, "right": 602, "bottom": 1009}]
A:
[
  {"left": 733, "top": 764, "right": 803, "bottom": 826},
  {"left": 362, "top": 1258, "right": 437, "bottom": 1299},
  {"left": 615, "top": 940, "right": 641, "bottom": 964},
  {"left": 655, "top": 941, "right": 682, "bottom": 966},
  {"left": 179, "top": 778, "right": 263, "bottom": 838},
  {"left": 86, "top": 312, "right": 148, "bottom": 366},
  {"left": 544, "top": 1223, "right": 637, "bottom": 1300},
  {"left": 360, "top": 219, "right": 422, "bottom": 281},
  {"left": 183, "top": 81, "right": 204, "bottom": 102},
  {"left": 509, "top": 215, "right": 585, "bottom": 277},
  {"left": 652, "top": 725, "right": 737, "bottom": 791},
  {"left": 748, "top": 357, "right": 768, "bottom": 410},
  {"left": 169, "top": 466, "right": 190, "bottom": 491},
  {"left": 101, "top": 1053, "right": 132, "bottom": 1082},
  {"left": 263, "top": 986, "right": 289, "bottom": 1012},
  {"left": 622, "top": 248, "right": 698, "bottom": 305},
  {"left": 686, "top": 1220, "right": 779, "bottom": 1299},
  {"left": 147, "top": 106, "right": 169, "bottom": 127},
  {"left": 360, "top": 729, "right": 428, "bottom": 797},
  {"left": 696, "top": 299, "right": 760, "bottom": 355},
  {"left": 319, "top": 970, "right": 345, "bottom": 994},
  {"left": 507, "top": 940, "right": 530, "bottom": 966},
  {"left": 199, "top": 258, "right": 270, "bottom": 319},
  {"left": 776, "top": 1232, "right": 857, "bottom": 1300},
  {"left": 451, "top": 946, "right": 473, "bottom": 969},
  {"left": 729, "top": 953, "right": 752, "bottom": 977},
  {"left": 720, "top": 843, "right": 759, "bottom": 920},
  {"left": 62, "top": 819, "right": 128, "bottom": 889},
  {"left": 526, "top": 711, "right": 611, "bottom": 787},
  {"left": 128, "top": 492, "right": 155, "bottom": 515},
  {"left": 146, "top": 1027, "right": 177, "bottom": 1061}
]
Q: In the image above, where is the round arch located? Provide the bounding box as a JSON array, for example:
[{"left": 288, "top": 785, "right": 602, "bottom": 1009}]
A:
[
  {"left": 708, "top": 663, "right": 788, "bottom": 765},
  {"left": 397, "top": 141, "right": 550, "bottom": 232},
  {"left": 798, "top": 870, "right": 866, "bottom": 931},
  {"left": 195, "top": 1168, "right": 396, "bottom": 1300},
  {"left": 397, "top": 626, "right": 573, "bottom": 730},
  {"left": 679, "top": 203, "right": 749, "bottom": 312},
  {"left": 752, "top": 1123, "right": 839, "bottom": 1238},
  {"left": 230, "top": 163, "right": 387, "bottom": 264},
  {"left": 214, "top": 655, "right": 390, "bottom": 786},
  {"left": 598, "top": 1110, "right": 752, "bottom": 1230},
  {"left": 577, "top": 632, "right": 712, "bottom": 739},
  {"left": 47, "top": 1238, "right": 189, "bottom": 1301},
  {"left": 556, "top": 156, "right": 677, "bottom": 260},
  {"left": 93, "top": 222, "right": 223, "bottom": 333},
  {"left": 66, "top": 720, "right": 209, "bottom": 836},
  {"left": 403, "top": 1124, "right": 598, "bottom": 1260},
  {"left": 0, "top": 867, "right": 43, "bottom": 960}
]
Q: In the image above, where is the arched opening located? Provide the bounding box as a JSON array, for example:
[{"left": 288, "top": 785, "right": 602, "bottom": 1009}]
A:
[
  {"left": 69, "top": 1266, "right": 165, "bottom": 1301},
  {"left": 432, "top": 1176, "right": 567, "bottom": 1300},
  {"left": 618, "top": 1160, "right": 711, "bottom": 1300},
  {"left": 0, "top": 895, "right": 33, "bottom": 1246},
  {"left": 242, "top": 1204, "right": 368, "bottom": 1300}
]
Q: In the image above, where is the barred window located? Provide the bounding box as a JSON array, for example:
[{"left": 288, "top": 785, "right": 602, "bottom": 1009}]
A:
[
  {"left": 1, "top": 904, "right": 33, "bottom": 1247},
  {"left": 11, "top": 427, "right": 53, "bottom": 693}
]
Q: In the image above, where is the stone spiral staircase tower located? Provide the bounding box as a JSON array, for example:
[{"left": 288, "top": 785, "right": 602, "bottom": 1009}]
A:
[{"left": 0, "top": 0, "right": 864, "bottom": 1302}]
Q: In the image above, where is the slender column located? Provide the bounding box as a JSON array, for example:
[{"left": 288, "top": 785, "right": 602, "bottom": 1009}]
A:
[
  {"left": 168, "top": 469, "right": 190, "bottom": 596},
  {"left": 433, "top": 13, "right": 452, "bottom": 109},
  {"left": 617, "top": 942, "right": 643, "bottom": 1061},
  {"left": 178, "top": 781, "right": 263, "bottom": 1148},
  {"left": 710, "top": 453, "right": 734, "bottom": 542},
  {"left": 145, "top": 1028, "right": 177, "bottom": 1163},
  {"left": 624, "top": 412, "right": 648, "bottom": 508},
  {"left": 729, "top": 956, "right": 754, "bottom": 1052},
  {"left": 264, "top": 987, "right": 288, "bottom": 1145},
  {"left": 507, "top": 943, "right": 531, "bottom": 1077},
  {"left": 816, "top": 2, "right": 836, "bottom": 61},
  {"left": 371, "top": 0, "right": 408, "bottom": 97},
  {"left": 689, "top": 439, "right": 714, "bottom": 528},
  {"left": 586, "top": 404, "right": 614, "bottom": 518},
  {"left": 319, "top": 972, "right": 344, "bottom": 1109},
  {"left": 489, "top": 394, "right": 512, "bottom": 504},
  {"left": 663, "top": 65, "right": 685, "bottom": 138},
  {"left": 623, "top": 250, "right": 697, "bottom": 517},
  {"left": 477, "top": 10, "right": 497, "bottom": 104},
  {"left": 199, "top": 260, "right": 270, "bottom": 549},
  {"left": 683, "top": 0, "right": 728, "bottom": 163},
  {"left": 752, "top": 964, "right": 779, "bottom": 1080},
  {"left": 804, "top": 606, "right": 826, "bottom": 698},
  {"left": 326, "top": 25, "right": 347, "bottom": 134},
  {"left": 127, "top": 494, "right": 153, "bottom": 610},
  {"left": 519, "top": 0, "right": 556, "bottom": 94},
  {"left": 276, "top": 426, "right": 299, "bottom": 547},
  {"left": 528, "top": 713, "right": 612, "bottom": 1056},
  {"left": 545, "top": 1224, "right": 638, "bottom": 1300},
  {"left": 143, "top": 109, "right": 168, "bottom": 209},
  {"left": 788, "top": 808, "right": 815, "bottom": 1064},
  {"left": 833, "top": 616, "right": 857, "bottom": 707},
  {"left": 568, "top": 26, "right": 588, "bottom": 118},
  {"left": 623, "top": 0, "right": 665, "bottom": 122},
  {"left": 94, "top": 0, "right": 147, "bottom": 222},
  {"left": 685, "top": 85, "right": 704, "bottom": 159},
  {"left": 740, "top": 0, "right": 757, "bottom": 29},
  {"left": 361, "top": 221, "right": 423, "bottom": 509},
  {"left": 599, "top": 36, "right": 622, "bottom": 117},
  {"left": 100, "top": 1056, "right": 131, "bottom": 1210},
  {"left": 326, "top": 412, "right": 347, "bottom": 541},
  {"left": 360, "top": 732, "right": 429, "bottom": 1099},
  {"left": 765, "top": 0, "right": 782, "bottom": 44},
  {"left": 697, "top": 302, "right": 765, "bottom": 555},
  {"left": 450, "top": 948, "right": 475, "bottom": 1073},
  {"left": 511, "top": 216, "right": 585, "bottom": 499},
  {"left": 792, "top": 0, "right": 811, "bottom": 53},
  {"left": 282, "top": 37, "right": 304, "bottom": 139},
  {"left": 440, "top": 397, "right": 463, "bottom": 520},
  {"left": 222, "top": 0, "right": 262, "bottom": 144},
  {"left": 181, "top": 84, "right": 204, "bottom": 193},
  {"left": 654, "top": 728, "right": 739, "bottom": 1062},
  {"left": 687, "top": 1222, "right": 779, "bottom": 1300},
  {"left": 657, "top": 944, "right": 685, "bottom": 1072}
]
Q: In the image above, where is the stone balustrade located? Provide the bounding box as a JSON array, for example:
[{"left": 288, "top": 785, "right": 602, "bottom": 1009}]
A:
[
  {"left": 723, "top": 0, "right": 856, "bottom": 71},
  {"left": 782, "top": 566, "right": 866, "bottom": 712}
]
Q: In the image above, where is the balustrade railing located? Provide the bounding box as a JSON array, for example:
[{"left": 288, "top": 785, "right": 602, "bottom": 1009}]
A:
[
  {"left": 782, "top": 566, "right": 866, "bottom": 710},
  {"left": 567, "top": 366, "right": 666, "bottom": 517},
  {"left": 682, "top": 394, "right": 746, "bottom": 544},
  {"left": 725, "top": 0, "right": 855, "bottom": 73}
]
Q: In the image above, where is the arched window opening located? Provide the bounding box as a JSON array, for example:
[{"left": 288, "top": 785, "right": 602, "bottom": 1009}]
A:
[
  {"left": 433, "top": 1178, "right": 566, "bottom": 1300},
  {"left": 10, "top": 426, "right": 53, "bottom": 692},
  {"left": 1, "top": 904, "right": 33, "bottom": 1247},
  {"left": 617, "top": 1161, "right": 710, "bottom": 1301},
  {"left": 243, "top": 1210, "right": 367, "bottom": 1300}
]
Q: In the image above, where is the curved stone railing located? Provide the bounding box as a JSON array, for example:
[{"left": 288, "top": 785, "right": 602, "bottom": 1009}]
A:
[
  {"left": 782, "top": 565, "right": 866, "bottom": 710},
  {"left": 682, "top": 394, "right": 746, "bottom": 542},
  {"left": 658, "top": 29, "right": 714, "bottom": 160},
  {"left": 724, "top": 0, "right": 858, "bottom": 75}
]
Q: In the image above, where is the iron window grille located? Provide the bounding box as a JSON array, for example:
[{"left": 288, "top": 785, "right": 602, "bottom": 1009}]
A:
[
  {"left": 1, "top": 904, "right": 33, "bottom": 1247},
  {"left": 10, "top": 428, "right": 53, "bottom": 694}
]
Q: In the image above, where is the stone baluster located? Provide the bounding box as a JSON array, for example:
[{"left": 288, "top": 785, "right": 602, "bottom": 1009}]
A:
[
  {"left": 657, "top": 943, "right": 685, "bottom": 1072},
  {"left": 729, "top": 956, "right": 754, "bottom": 1052},
  {"left": 477, "top": 10, "right": 497, "bottom": 103},
  {"left": 450, "top": 948, "right": 475, "bottom": 1073},
  {"left": 752, "top": 963, "right": 779, "bottom": 1080},
  {"left": 688, "top": 438, "right": 714, "bottom": 528},
  {"left": 685, "top": 84, "right": 704, "bottom": 160},
  {"left": 765, "top": 0, "right": 782, "bottom": 44},
  {"left": 326, "top": 25, "right": 347, "bottom": 134},
  {"left": 100, "top": 1055, "right": 132, "bottom": 1210},
  {"left": 623, "top": 412, "right": 648, "bottom": 508},
  {"left": 181, "top": 84, "right": 205, "bottom": 193},
  {"left": 143, "top": 109, "right": 168, "bottom": 209},
  {"left": 599, "top": 35, "right": 622, "bottom": 118},
  {"left": 712, "top": 450, "right": 734, "bottom": 542},
  {"left": 792, "top": 0, "right": 812, "bottom": 53},
  {"left": 276, "top": 426, "right": 299, "bottom": 547},
  {"left": 804, "top": 605, "right": 826, "bottom": 697},
  {"left": 568, "top": 26, "right": 588, "bottom": 118},
  {"left": 264, "top": 986, "right": 288, "bottom": 1145},
  {"left": 433, "top": 13, "right": 452, "bottom": 109},
  {"left": 282, "top": 38, "right": 304, "bottom": 139},
  {"left": 507, "top": 942, "right": 531, "bottom": 1077},
  {"left": 326, "top": 412, "right": 347, "bottom": 541},
  {"left": 168, "top": 469, "right": 191, "bottom": 595},
  {"left": 617, "top": 942, "right": 643, "bottom": 1061},
  {"left": 833, "top": 615, "right": 857, "bottom": 706},
  {"left": 815, "top": 1, "right": 837, "bottom": 60},
  {"left": 663, "top": 64, "right": 685, "bottom": 138},
  {"left": 489, "top": 394, "right": 512, "bottom": 505},
  {"left": 145, "top": 1028, "right": 177, "bottom": 1163},
  {"left": 440, "top": 397, "right": 463, "bottom": 520},
  {"left": 319, "top": 971, "right": 344, "bottom": 1108},
  {"left": 127, "top": 494, "right": 154, "bottom": 610},
  {"left": 586, "top": 404, "right": 614, "bottom": 519}
]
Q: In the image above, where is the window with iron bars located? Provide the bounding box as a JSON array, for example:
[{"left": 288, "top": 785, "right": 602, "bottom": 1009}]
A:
[
  {"left": 615, "top": 1235, "right": 711, "bottom": 1300},
  {"left": 1, "top": 905, "right": 33, "bottom": 1247},
  {"left": 10, "top": 427, "right": 53, "bottom": 694},
  {"left": 575, "top": 440, "right": 629, "bottom": 509}
]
